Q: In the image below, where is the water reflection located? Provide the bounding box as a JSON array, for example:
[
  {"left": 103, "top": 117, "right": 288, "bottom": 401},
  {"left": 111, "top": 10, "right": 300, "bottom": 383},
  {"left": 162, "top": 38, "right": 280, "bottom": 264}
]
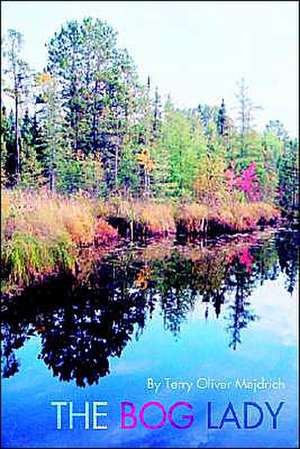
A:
[{"left": 1, "top": 230, "right": 298, "bottom": 387}]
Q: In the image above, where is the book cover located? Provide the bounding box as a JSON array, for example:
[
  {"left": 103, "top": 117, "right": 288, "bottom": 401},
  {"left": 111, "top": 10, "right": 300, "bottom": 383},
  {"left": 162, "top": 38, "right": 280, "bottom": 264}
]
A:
[{"left": 1, "top": 1, "right": 299, "bottom": 448}]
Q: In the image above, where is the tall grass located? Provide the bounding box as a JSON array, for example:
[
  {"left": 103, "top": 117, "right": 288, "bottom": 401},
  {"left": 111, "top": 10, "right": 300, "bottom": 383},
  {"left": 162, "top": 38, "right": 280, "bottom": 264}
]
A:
[
  {"left": 1, "top": 189, "right": 280, "bottom": 291},
  {"left": 175, "top": 203, "right": 209, "bottom": 234},
  {"left": 1, "top": 190, "right": 117, "bottom": 290},
  {"left": 3, "top": 231, "right": 74, "bottom": 285},
  {"left": 216, "top": 202, "right": 280, "bottom": 232},
  {"left": 99, "top": 198, "right": 176, "bottom": 237},
  {"left": 174, "top": 201, "right": 279, "bottom": 235}
]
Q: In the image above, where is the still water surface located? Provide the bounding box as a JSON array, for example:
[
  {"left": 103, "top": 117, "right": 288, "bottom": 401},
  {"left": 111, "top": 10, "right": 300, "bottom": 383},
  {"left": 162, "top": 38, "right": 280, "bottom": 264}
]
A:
[{"left": 1, "top": 229, "right": 299, "bottom": 447}]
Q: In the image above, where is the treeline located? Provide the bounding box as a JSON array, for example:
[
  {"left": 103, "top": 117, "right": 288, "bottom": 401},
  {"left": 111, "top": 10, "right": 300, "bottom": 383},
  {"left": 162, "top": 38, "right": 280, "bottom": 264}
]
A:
[{"left": 1, "top": 18, "right": 299, "bottom": 216}]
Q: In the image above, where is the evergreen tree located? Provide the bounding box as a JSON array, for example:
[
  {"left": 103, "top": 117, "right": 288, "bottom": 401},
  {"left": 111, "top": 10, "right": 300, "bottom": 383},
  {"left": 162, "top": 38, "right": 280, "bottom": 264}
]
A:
[
  {"left": 19, "top": 109, "right": 44, "bottom": 188},
  {"left": 36, "top": 72, "right": 68, "bottom": 192},
  {"left": 2, "top": 29, "right": 32, "bottom": 182},
  {"left": 278, "top": 139, "right": 299, "bottom": 216},
  {"left": 0, "top": 22, "right": 298, "bottom": 218},
  {"left": 47, "top": 17, "right": 138, "bottom": 193},
  {"left": 1, "top": 109, "right": 17, "bottom": 184},
  {"left": 217, "top": 98, "right": 226, "bottom": 136},
  {"left": 152, "top": 86, "right": 162, "bottom": 139},
  {"left": 0, "top": 107, "right": 9, "bottom": 186},
  {"left": 197, "top": 103, "right": 218, "bottom": 136}
]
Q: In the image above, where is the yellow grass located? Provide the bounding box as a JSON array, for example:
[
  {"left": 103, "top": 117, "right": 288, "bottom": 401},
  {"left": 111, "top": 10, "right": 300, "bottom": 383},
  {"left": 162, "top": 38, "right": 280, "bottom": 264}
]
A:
[
  {"left": 1, "top": 190, "right": 117, "bottom": 289},
  {"left": 175, "top": 203, "right": 209, "bottom": 233},
  {"left": 1, "top": 189, "right": 280, "bottom": 291}
]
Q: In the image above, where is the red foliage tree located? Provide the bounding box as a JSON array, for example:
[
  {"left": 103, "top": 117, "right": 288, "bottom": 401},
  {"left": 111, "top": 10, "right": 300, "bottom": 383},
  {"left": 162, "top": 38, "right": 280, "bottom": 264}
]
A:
[{"left": 225, "top": 162, "right": 261, "bottom": 201}]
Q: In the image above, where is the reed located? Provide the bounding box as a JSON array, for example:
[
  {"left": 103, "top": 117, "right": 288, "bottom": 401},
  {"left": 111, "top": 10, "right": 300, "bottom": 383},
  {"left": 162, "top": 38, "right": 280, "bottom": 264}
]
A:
[
  {"left": 215, "top": 202, "right": 280, "bottom": 233},
  {"left": 175, "top": 203, "right": 209, "bottom": 235},
  {"left": 1, "top": 189, "right": 280, "bottom": 291},
  {"left": 101, "top": 198, "right": 176, "bottom": 237},
  {"left": 1, "top": 190, "right": 117, "bottom": 289}
]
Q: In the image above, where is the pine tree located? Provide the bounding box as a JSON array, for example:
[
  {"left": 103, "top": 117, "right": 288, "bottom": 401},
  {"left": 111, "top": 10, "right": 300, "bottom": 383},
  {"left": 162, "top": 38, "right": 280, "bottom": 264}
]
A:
[
  {"left": 18, "top": 109, "right": 45, "bottom": 188},
  {"left": 2, "top": 29, "right": 32, "bottom": 182},
  {"left": 1, "top": 109, "right": 17, "bottom": 184},
  {"left": 217, "top": 98, "right": 226, "bottom": 136},
  {"left": 278, "top": 139, "right": 299, "bottom": 216},
  {"left": 36, "top": 72, "right": 68, "bottom": 192},
  {"left": 197, "top": 103, "right": 218, "bottom": 137},
  {"left": 0, "top": 107, "right": 9, "bottom": 186},
  {"left": 47, "top": 17, "right": 138, "bottom": 193},
  {"left": 152, "top": 86, "right": 162, "bottom": 140}
]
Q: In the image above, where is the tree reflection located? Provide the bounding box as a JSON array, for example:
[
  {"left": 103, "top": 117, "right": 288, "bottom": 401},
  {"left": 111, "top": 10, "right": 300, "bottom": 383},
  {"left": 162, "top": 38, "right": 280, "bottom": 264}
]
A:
[
  {"left": 1, "top": 271, "right": 149, "bottom": 386},
  {"left": 224, "top": 251, "right": 258, "bottom": 350},
  {"left": 1, "top": 231, "right": 298, "bottom": 385},
  {"left": 275, "top": 230, "right": 299, "bottom": 294}
]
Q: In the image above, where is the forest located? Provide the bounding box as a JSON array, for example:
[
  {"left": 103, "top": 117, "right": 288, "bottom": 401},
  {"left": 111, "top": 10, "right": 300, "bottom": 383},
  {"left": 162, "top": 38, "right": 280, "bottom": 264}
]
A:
[{"left": 1, "top": 17, "right": 299, "bottom": 292}]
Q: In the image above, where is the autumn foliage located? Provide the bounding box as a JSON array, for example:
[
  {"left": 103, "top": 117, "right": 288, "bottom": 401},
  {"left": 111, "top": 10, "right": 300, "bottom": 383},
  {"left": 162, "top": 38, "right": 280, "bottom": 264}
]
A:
[
  {"left": 225, "top": 162, "right": 261, "bottom": 201},
  {"left": 94, "top": 218, "right": 118, "bottom": 245},
  {"left": 1, "top": 190, "right": 118, "bottom": 290},
  {"left": 1, "top": 186, "right": 280, "bottom": 292}
]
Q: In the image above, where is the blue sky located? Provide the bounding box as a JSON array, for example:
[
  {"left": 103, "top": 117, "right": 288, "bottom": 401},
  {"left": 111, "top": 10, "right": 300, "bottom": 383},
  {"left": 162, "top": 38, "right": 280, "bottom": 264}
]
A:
[{"left": 1, "top": 1, "right": 298, "bottom": 136}]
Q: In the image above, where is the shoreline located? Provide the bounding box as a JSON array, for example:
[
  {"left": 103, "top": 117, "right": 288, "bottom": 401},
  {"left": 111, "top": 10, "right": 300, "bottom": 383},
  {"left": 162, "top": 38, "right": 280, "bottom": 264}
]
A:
[{"left": 1, "top": 189, "right": 296, "bottom": 296}]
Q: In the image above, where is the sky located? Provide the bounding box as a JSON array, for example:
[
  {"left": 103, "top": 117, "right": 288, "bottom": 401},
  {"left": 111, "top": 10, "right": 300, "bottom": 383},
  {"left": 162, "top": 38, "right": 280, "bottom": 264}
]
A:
[{"left": 1, "top": 1, "right": 299, "bottom": 136}]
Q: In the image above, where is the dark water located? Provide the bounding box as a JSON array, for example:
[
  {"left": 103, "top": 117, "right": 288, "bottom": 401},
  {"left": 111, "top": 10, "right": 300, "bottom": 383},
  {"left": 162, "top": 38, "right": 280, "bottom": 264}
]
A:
[{"left": 1, "top": 229, "right": 299, "bottom": 448}]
